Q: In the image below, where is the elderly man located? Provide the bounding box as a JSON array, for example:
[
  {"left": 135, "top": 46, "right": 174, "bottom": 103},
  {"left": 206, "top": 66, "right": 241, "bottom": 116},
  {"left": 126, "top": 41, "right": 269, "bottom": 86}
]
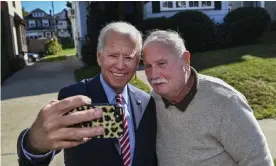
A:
[
  {"left": 143, "top": 30, "right": 273, "bottom": 166},
  {"left": 17, "top": 22, "right": 157, "bottom": 166}
]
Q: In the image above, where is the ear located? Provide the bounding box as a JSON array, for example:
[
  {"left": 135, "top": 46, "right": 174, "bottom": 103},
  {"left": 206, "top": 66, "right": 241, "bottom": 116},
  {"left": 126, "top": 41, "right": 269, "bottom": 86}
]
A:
[
  {"left": 97, "top": 52, "right": 102, "bottom": 66},
  {"left": 182, "top": 51, "right": 190, "bottom": 69}
]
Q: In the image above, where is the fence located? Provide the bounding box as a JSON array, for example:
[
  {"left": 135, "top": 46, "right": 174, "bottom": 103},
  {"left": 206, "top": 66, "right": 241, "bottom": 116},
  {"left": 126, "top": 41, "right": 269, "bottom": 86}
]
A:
[{"left": 27, "top": 38, "right": 50, "bottom": 53}]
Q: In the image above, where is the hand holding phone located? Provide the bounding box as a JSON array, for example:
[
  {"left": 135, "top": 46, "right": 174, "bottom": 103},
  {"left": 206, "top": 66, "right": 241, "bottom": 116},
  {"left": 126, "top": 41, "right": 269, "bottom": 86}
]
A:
[{"left": 68, "top": 104, "right": 124, "bottom": 139}]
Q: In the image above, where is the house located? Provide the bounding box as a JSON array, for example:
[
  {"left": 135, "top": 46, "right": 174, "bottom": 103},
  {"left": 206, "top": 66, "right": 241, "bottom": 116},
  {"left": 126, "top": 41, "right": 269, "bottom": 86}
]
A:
[
  {"left": 68, "top": 1, "right": 144, "bottom": 59},
  {"left": 54, "top": 9, "right": 71, "bottom": 38},
  {"left": 24, "top": 8, "right": 55, "bottom": 39},
  {"left": 229, "top": 1, "right": 276, "bottom": 20},
  {"left": 144, "top": 1, "right": 229, "bottom": 23},
  {"left": 1, "top": 1, "right": 28, "bottom": 82},
  {"left": 68, "top": 1, "right": 89, "bottom": 57}
]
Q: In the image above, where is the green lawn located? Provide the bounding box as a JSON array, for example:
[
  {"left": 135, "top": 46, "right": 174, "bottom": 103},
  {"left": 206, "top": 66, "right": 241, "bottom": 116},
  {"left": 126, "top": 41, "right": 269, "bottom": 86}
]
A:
[
  {"left": 192, "top": 43, "right": 276, "bottom": 120},
  {"left": 74, "top": 66, "right": 151, "bottom": 93},
  {"left": 40, "top": 48, "right": 76, "bottom": 62}
]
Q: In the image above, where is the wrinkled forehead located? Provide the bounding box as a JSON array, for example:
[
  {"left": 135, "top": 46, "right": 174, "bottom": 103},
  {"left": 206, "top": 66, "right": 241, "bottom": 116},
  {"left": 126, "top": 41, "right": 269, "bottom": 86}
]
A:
[
  {"left": 103, "top": 31, "right": 139, "bottom": 57},
  {"left": 143, "top": 42, "right": 175, "bottom": 60}
]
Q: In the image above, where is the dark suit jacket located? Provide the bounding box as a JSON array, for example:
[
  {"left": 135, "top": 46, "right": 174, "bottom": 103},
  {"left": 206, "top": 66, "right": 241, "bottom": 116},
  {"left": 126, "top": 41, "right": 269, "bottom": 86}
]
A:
[{"left": 17, "top": 75, "right": 157, "bottom": 166}]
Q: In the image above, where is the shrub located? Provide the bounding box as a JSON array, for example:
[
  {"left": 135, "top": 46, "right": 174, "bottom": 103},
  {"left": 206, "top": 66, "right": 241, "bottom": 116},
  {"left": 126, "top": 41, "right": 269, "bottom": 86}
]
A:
[
  {"left": 212, "top": 23, "right": 233, "bottom": 49},
  {"left": 59, "top": 37, "right": 75, "bottom": 49},
  {"left": 44, "top": 38, "right": 62, "bottom": 55},
  {"left": 271, "top": 20, "right": 276, "bottom": 31},
  {"left": 81, "top": 40, "right": 98, "bottom": 66},
  {"left": 141, "top": 17, "right": 172, "bottom": 34},
  {"left": 224, "top": 7, "right": 271, "bottom": 45},
  {"left": 170, "top": 11, "right": 215, "bottom": 52}
]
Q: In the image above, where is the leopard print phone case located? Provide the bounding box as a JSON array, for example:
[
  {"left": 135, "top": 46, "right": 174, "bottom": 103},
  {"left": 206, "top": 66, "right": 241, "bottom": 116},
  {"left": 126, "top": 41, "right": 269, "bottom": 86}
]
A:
[{"left": 68, "top": 104, "right": 124, "bottom": 139}]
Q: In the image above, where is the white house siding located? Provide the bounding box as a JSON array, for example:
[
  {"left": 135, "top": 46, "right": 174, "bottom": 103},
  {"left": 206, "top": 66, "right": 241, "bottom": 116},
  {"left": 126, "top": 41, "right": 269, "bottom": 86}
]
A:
[
  {"left": 144, "top": 1, "right": 229, "bottom": 23},
  {"left": 12, "top": 26, "right": 19, "bottom": 55},
  {"left": 7, "top": 1, "right": 23, "bottom": 18},
  {"left": 76, "top": 2, "right": 88, "bottom": 39},
  {"left": 75, "top": 1, "right": 88, "bottom": 58}
]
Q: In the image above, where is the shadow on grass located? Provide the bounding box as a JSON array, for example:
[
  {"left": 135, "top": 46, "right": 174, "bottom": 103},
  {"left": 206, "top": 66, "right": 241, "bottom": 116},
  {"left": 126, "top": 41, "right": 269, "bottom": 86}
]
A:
[
  {"left": 191, "top": 44, "right": 276, "bottom": 72},
  {"left": 137, "top": 43, "right": 276, "bottom": 72}
]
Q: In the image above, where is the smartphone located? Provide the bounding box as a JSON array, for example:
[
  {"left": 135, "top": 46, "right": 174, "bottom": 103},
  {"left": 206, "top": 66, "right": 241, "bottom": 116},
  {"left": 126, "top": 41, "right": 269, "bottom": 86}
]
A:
[{"left": 67, "top": 104, "right": 124, "bottom": 139}]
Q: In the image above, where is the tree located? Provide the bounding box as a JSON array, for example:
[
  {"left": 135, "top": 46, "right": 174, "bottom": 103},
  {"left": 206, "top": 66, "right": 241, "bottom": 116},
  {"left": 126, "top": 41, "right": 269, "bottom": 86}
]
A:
[
  {"left": 65, "top": 9, "right": 72, "bottom": 38},
  {"left": 66, "top": 1, "right": 72, "bottom": 8},
  {"left": 65, "top": 2, "right": 72, "bottom": 38},
  {"left": 22, "top": 7, "right": 29, "bottom": 17}
]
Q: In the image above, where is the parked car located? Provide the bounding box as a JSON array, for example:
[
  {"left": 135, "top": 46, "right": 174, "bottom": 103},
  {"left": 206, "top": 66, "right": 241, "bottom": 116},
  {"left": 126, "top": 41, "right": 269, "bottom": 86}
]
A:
[{"left": 27, "top": 53, "right": 39, "bottom": 62}]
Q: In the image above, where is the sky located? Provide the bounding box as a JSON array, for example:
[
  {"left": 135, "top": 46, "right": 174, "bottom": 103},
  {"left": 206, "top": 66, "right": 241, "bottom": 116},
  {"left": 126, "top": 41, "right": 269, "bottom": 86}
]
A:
[{"left": 22, "top": 1, "right": 67, "bottom": 15}]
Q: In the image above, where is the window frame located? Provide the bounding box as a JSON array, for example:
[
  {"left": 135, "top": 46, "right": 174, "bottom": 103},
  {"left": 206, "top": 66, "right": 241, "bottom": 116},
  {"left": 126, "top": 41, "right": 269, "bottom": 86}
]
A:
[
  {"left": 28, "top": 20, "right": 36, "bottom": 28},
  {"left": 160, "top": 1, "right": 215, "bottom": 11}
]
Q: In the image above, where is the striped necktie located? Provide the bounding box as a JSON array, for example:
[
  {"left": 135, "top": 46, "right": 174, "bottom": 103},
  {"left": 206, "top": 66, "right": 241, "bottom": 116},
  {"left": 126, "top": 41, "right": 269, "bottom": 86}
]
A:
[{"left": 115, "top": 94, "right": 131, "bottom": 166}]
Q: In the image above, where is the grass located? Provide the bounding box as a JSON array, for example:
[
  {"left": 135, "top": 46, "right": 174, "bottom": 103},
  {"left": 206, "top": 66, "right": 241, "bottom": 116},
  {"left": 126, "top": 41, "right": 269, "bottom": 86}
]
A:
[
  {"left": 40, "top": 48, "right": 76, "bottom": 62},
  {"left": 192, "top": 43, "right": 276, "bottom": 120},
  {"left": 74, "top": 66, "right": 151, "bottom": 93},
  {"left": 274, "top": 159, "right": 276, "bottom": 166}
]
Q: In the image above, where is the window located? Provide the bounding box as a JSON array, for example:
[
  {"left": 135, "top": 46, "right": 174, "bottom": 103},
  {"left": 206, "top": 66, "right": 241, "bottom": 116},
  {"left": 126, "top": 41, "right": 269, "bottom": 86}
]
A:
[
  {"left": 29, "top": 23, "right": 35, "bottom": 27},
  {"left": 202, "top": 1, "right": 212, "bottom": 7},
  {"left": 176, "top": 1, "right": 186, "bottom": 8},
  {"left": 162, "top": 1, "right": 173, "bottom": 9},
  {"left": 12, "top": 1, "right": 16, "bottom": 8},
  {"left": 42, "top": 20, "right": 49, "bottom": 27},
  {"left": 189, "top": 1, "right": 199, "bottom": 7},
  {"left": 46, "top": 32, "right": 51, "bottom": 37},
  {"left": 32, "top": 12, "right": 43, "bottom": 17},
  {"left": 160, "top": 1, "right": 214, "bottom": 11}
]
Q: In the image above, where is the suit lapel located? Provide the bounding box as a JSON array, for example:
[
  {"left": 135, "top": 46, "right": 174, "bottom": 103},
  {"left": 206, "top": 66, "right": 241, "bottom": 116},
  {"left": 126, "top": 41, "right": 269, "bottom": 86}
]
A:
[
  {"left": 128, "top": 85, "right": 143, "bottom": 129},
  {"left": 85, "top": 75, "right": 109, "bottom": 103}
]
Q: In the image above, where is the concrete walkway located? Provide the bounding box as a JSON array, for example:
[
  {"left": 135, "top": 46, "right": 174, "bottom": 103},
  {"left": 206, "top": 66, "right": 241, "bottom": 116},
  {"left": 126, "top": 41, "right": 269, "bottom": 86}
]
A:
[
  {"left": 1, "top": 56, "right": 83, "bottom": 166},
  {"left": 136, "top": 70, "right": 276, "bottom": 159}
]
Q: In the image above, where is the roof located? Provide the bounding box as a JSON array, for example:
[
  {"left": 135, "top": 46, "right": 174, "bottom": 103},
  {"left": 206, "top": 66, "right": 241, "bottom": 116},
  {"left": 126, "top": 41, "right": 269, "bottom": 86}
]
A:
[
  {"left": 54, "top": 9, "right": 68, "bottom": 19},
  {"left": 24, "top": 8, "right": 53, "bottom": 20}
]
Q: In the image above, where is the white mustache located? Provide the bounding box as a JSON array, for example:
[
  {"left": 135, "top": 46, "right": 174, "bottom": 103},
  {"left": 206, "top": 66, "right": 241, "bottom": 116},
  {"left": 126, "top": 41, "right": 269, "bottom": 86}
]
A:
[{"left": 150, "top": 78, "right": 168, "bottom": 84}]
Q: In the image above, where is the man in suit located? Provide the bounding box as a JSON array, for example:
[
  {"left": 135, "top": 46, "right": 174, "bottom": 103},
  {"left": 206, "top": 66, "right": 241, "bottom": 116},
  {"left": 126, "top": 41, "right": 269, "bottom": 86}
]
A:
[{"left": 17, "top": 22, "right": 157, "bottom": 166}]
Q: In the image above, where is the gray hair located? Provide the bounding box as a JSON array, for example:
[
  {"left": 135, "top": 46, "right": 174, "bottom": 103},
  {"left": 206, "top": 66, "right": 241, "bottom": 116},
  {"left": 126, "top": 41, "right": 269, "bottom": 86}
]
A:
[
  {"left": 97, "top": 21, "right": 142, "bottom": 55},
  {"left": 143, "top": 30, "right": 186, "bottom": 57}
]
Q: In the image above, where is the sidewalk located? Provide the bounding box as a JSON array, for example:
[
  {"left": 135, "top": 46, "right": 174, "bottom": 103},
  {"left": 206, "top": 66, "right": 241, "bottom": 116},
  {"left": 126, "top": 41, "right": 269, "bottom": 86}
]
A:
[
  {"left": 1, "top": 56, "right": 83, "bottom": 166},
  {"left": 136, "top": 70, "right": 276, "bottom": 159}
]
